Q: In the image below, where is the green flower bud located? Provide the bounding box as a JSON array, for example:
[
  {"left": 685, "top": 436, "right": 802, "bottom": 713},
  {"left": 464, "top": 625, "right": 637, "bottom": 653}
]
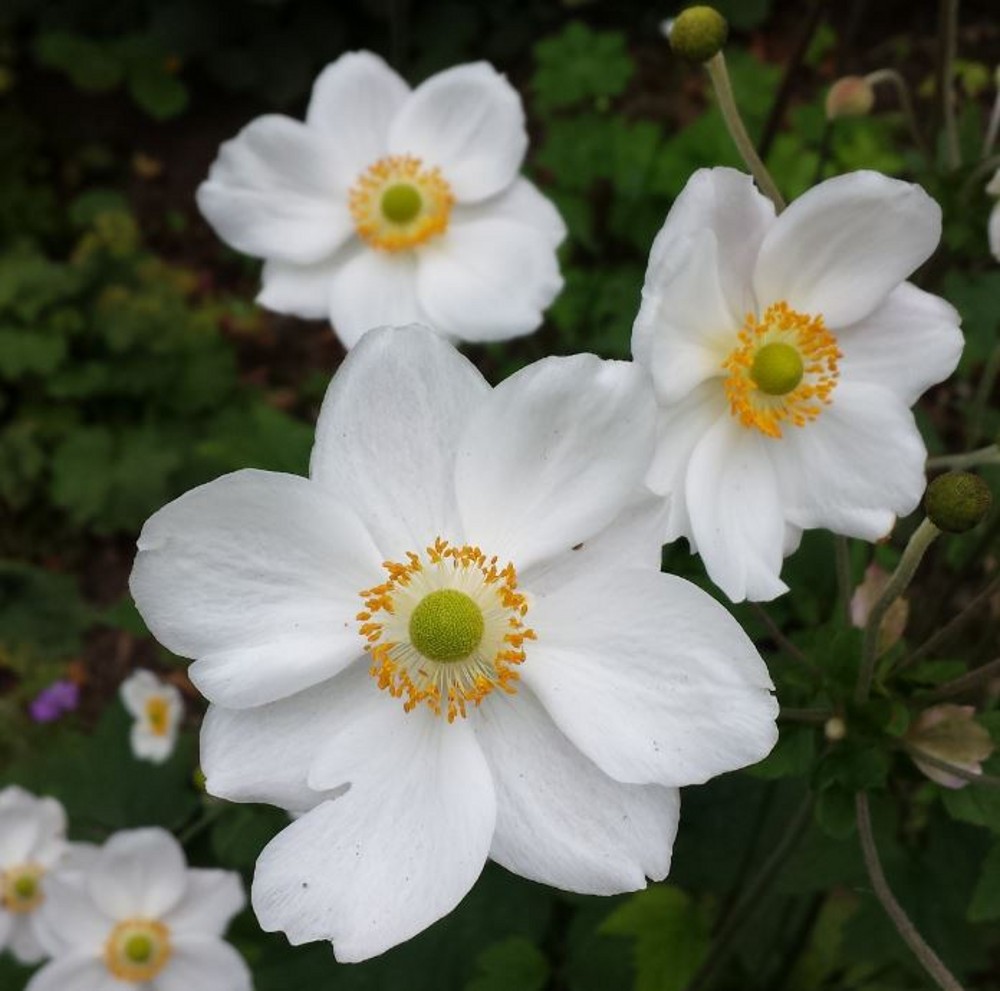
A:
[
  {"left": 924, "top": 471, "right": 992, "bottom": 533},
  {"left": 668, "top": 6, "right": 728, "bottom": 63}
]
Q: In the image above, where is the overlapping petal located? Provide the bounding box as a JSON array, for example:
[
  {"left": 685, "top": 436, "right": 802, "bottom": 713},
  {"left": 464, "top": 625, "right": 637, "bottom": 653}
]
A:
[
  {"left": 151, "top": 939, "right": 252, "bottom": 991},
  {"left": 451, "top": 177, "right": 567, "bottom": 246},
  {"left": 87, "top": 830, "right": 187, "bottom": 921},
  {"left": 257, "top": 257, "right": 339, "bottom": 320},
  {"left": 25, "top": 955, "right": 119, "bottom": 991}
]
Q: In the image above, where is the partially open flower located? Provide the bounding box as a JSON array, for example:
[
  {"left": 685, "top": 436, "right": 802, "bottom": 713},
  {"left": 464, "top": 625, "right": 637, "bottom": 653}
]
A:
[
  {"left": 197, "top": 52, "right": 565, "bottom": 348},
  {"left": 906, "top": 704, "right": 995, "bottom": 789},
  {"left": 119, "top": 670, "right": 184, "bottom": 764},
  {"left": 632, "top": 168, "right": 963, "bottom": 601},
  {"left": 850, "top": 563, "right": 909, "bottom": 652},
  {"left": 825, "top": 76, "right": 876, "bottom": 119}
]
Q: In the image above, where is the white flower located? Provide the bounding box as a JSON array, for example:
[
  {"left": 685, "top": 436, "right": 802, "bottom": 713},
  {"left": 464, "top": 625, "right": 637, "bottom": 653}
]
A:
[
  {"left": 632, "top": 168, "right": 963, "bottom": 602},
  {"left": 197, "top": 51, "right": 565, "bottom": 348},
  {"left": 130, "top": 325, "right": 778, "bottom": 962},
  {"left": 988, "top": 168, "right": 1000, "bottom": 261},
  {"left": 120, "top": 670, "right": 184, "bottom": 763},
  {"left": 0, "top": 787, "right": 70, "bottom": 965},
  {"left": 29, "top": 827, "right": 248, "bottom": 991}
]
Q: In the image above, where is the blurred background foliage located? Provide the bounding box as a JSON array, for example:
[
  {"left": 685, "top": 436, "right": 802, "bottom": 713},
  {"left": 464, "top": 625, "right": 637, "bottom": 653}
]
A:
[{"left": 0, "top": 0, "right": 999, "bottom": 989}]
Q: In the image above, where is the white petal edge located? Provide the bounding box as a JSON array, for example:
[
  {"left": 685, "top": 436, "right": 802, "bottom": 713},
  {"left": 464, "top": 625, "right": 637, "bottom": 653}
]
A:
[
  {"left": 152, "top": 938, "right": 252, "bottom": 991},
  {"left": 257, "top": 255, "right": 343, "bottom": 321},
  {"left": 24, "top": 955, "right": 120, "bottom": 991},
  {"left": 450, "top": 177, "right": 567, "bottom": 247}
]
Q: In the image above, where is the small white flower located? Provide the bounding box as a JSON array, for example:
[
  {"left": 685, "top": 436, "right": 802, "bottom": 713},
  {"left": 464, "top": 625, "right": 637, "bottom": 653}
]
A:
[
  {"left": 120, "top": 670, "right": 184, "bottom": 763},
  {"left": 130, "top": 325, "right": 778, "bottom": 962},
  {"left": 197, "top": 51, "right": 566, "bottom": 348},
  {"left": 29, "top": 827, "right": 248, "bottom": 991},
  {"left": 0, "top": 787, "right": 70, "bottom": 965},
  {"left": 632, "top": 168, "right": 963, "bottom": 602},
  {"left": 987, "top": 168, "right": 1000, "bottom": 261}
]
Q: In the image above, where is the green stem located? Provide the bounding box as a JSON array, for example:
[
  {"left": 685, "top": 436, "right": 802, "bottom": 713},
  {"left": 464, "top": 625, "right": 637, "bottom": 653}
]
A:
[
  {"left": 939, "top": 0, "right": 961, "bottom": 170},
  {"left": 865, "top": 68, "right": 929, "bottom": 157},
  {"left": 705, "top": 52, "right": 787, "bottom": 211},
  {"left": 924, "top": 653, "right": 1000, "bottom": 701},
  {"left": 855, "top": 793, "right": 965, "bottom": 991},
  {"left": 176, "top": 801, "right": 227, "bottom": 845},
  {"left": 779, "top": 707, "right": 833, "bottom": 724},
  {"left": 855, "top": 519, "right": 940, "bottom": 704},
  {"left": 967, "top": 343, "right": 1000, "bottom": 450},
  {"left": 834, "top": 536, "right": 853, "bottom": 626},
  {"left": 983, "top": 89, "right": 1000, "bottom": 158},
  {"left": 926, "top": 444, "right": 1000, "bottom": 471}
]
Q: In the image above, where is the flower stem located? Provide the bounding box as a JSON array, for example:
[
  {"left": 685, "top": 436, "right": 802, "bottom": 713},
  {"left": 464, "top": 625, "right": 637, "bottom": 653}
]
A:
[
  {"left": 865, "top": 69, "right": 929, "bottom": 158},
  {"left": 983, "top": 88, "right": 1000, "bottom": 158},
  {"left": 926, "top": 444, "right": 1000, "bottom": 471},
  {"left": 855, "top": 519, "right": 940, "bottom": 704},
  {"left": 939, "top": 0, "right": 962, "bottom": 170},
  {"left": 856, "top": 793, "right": 965, "bottom": 991},
  {"left": 835, "top": 535, "right": 853, "bottom": 626},
  {"left": 705, "top": 52, "right": 787, "bottom": 211}
]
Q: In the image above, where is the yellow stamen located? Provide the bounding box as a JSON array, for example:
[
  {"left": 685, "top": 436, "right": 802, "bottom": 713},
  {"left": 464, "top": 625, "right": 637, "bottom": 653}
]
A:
[
  {"left": 349, "top": 155, "right": 453, "bottom": 252},
  {"left": 723, "top": 301, "right": 841, "bottom": 438},
  {"left": 1, "top": 864, "right": 44, "bottom": 914},
  {"left": 104, "top": 918, "right": 171, "bottom": 982},
  {"left": 358, "top": 538, "right": 535, "bottom": 723},
  {"left": 145, "top": 695, "right": 171, "bottom": 736}
]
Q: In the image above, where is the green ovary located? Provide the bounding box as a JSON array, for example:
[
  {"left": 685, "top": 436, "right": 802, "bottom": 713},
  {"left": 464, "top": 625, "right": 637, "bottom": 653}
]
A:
[
  {"left": 13, "top": 875, "right": 37, "bottom": 900},
  {"left": 750, "top": 342, "right": 804, "bottom": 396},
  {"left": 409, "top": 589, "right": 485, "bottom": 662},
  {"left": 381, "top": 183, "right": 422, "bottom": 224},
  {"left": 124, "top": 934, "right": 154, "bottom": 963}
]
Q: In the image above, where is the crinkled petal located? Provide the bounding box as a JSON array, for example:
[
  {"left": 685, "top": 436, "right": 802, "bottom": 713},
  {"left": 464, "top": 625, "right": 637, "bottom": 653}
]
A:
[
  {"left": 305, "top": 51, "right": 409, "bottom": 183},
  {"left": 130, "top": 469, "right": 380, "bottom": 709},
  {"left": 33, "top": 875, "right": 110, "bottom": 956},
  {"left": 310, "top": 324, "right": 489, "bottom": 555},
  {"left": 774, "top": 381, "right": 927, "bottom": 539},
  {"left": 633, "top": 229, "right": 736, "bottom": 404},
  {"left": 838, "top": 283, "right": 962, "bottom": 407},
  {"left": 252, "top": 709, "right": 495, "bottom": 962},
  {"left": 686, "top": 418, "right": 789, "bottom": 602},
  {"left": 197, "top": 115, "right": 351, "bottom": 265},
  {"left": 257, "top": 256, "right": 342, "bottom": 321},
  {"left": 451, "top": 177, "right": 566, "bottom": 246},
  {"left": 523, "top": 569, "right": 777, "bottom": 786},
  {"left": 753, "top": 171, "right": 941, "bottom": 328},
  {"left": 388, "top": 62, "right": 526, "bottom": 202},
  {"left": 88, "top": 829, "right": 186, "bottom": 921},
  {"left": 24, "top": 955, "right": 119, "bottom": 991},
  {"left": 455, "top": 355, "right": 656, "bottom": 570},
  {"left": 151, "top": 939, "right": 252, "bottom": 991},
  {"left": 416, "top": 216, "right": 562, "bottom": 342},
  {"left": 634, "top": 167, "right": 774, "bottom": 366},
  {"left": 475, "top": 688, "right": 679, "bottom": 894},
  {"left": 164, "top": 871, "right": 245, "bottom": 939}
]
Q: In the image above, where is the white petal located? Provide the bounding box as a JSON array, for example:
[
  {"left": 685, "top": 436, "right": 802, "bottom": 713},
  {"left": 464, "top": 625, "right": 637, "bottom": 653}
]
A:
[
  {"left": 8, "top": 916, "right": 45, "bottom": 964},
  {"left": 24, "top": 955, "right": 119, "bottom": 991},
  {"left": 305, "top": 51, "right": 409, "bottom": 182},
  {"left": 163, "top": 871, "right": 245, "bottom": 939},
  {"left": 130, "top": 469, "right": 380, "bottom": 709},
  {"left": 475, "top": 688, "right": 679, "bottom": 894},
  {"left": 455, "top": 355, "right": 656, "bottom": 571},
  {"left": 685, "top": 418, "right": 789, "bottom": 602},
  {"left": 33, "top": 875, "right": 110, "bottom": 955},
  {"left": 119, "top": 670, "right": 161, "bottom": 715},
  {"left": 197, "top": 115, "right": 351, "bottom": 265},
  {"left": 0, "top": 911, "right": 11, "bottom": 951},
  {"left": 151, "top": 939, "right": 252, "bottom": 991},
  {"left": 990, "top": 201, "right": 1000, "bottom": 261},
  {"left": 257, "top": 256, "right": 341, "bottom": 321},
  {"left": 0, "top": 785, "right": 33, "bottom": 810},
  {"left": 325, "top": 246, "right": 423, "bottom": 348},
  {"left": 0, "top": 805, "right": 41, "bottom": 865},
  {"left": 310, "top": 324, "right": 489, "bottom": 556},
  {"left": 523, "top": 569, "right": 778, "bottom": 786},
  {"left": 774, "top": 381, "right": 927, "bottom": 539},
  {"left": 416, "top": 215, "right": 563, "bottom": 342},
  {"left": 633, "top": 167, "right": 774, "bottom": 366},
  {"left": 451, "top": 177, "right": 566, "bottom": 246},
  {"left": 87, "top": 829, "right": 187, "bottom": 921},
  {"left": 130, "top": 724, "right": 176, "bottom": 763},
  {"left": 252, "top": 713, "right": 495, "bottom": 963},
  {"left": 753, "top": 171, "right": 941, "bottom": 328},
  {"left": 632, "top": 230, "right": 736, "bottom": 404},
  {"left": 388, "top": 62, "right": 526, "bottom": 202}
]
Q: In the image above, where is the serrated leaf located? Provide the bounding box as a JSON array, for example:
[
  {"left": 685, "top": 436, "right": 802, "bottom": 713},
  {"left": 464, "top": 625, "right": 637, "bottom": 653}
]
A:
[
  {"left": 532, "top": 22, "right": 633, "bottom": 113},
  {"left": 600, "top": 886, "right": 710, "bottom": 991}
]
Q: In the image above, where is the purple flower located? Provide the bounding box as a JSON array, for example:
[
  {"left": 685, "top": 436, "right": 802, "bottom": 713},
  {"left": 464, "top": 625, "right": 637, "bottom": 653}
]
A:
[{"left": 29, "top": 679, "right": 80, "bottom": 723}]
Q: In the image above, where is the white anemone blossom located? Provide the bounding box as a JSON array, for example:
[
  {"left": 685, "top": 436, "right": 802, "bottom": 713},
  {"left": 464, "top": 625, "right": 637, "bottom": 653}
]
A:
[
  {"left": 197, "top": 52, "right": 565, "bottom": 348},
  {"left": 129, "top": 325, "right": 778, "bottom": 962},
  {"left": 119, "top": 669, "right": 184, "bottom": 764},
  {"left": 988, "top": 168, "right": 1000, "bottom": 261},
  {"left": 0, "top": 787, "right": 72, "bottom": 965},
  {"left": 29, "top": 827, "right": 248, "bottom": 991},
  {"left": 633, "top": 168, "right": 963, "bottom": 602}
]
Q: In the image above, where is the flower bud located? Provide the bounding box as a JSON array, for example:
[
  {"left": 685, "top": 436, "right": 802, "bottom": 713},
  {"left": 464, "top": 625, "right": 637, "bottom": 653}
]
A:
[
  {"left": 906, "top": 704, "right": 994, "bottom": 789},
  {"left": 824, "top": 716, "right": 847, "bottom": 742},
  {"left": 667, "top": 6, "right": 728, "bottom": 63},
  {"left": 924, "top": 471, "right": 992, "bottom": 533},
  {"left": 825, "top": 76, "right": 875, "bottom": 120},
  {"left": 849, "top": 563, "right": 909, "bottom": 651}
]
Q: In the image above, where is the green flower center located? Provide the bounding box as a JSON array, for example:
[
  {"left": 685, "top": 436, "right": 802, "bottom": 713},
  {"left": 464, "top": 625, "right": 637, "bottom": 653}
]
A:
[
  {"left": 124, "top": 933, "right": 154, "bottom": 963},
  {"left": 750, "top": 342, "right": 804, "bottom": 396},
  {"left": 409, "top": 589, "right": 485, "bottom": 662},
  {"left": 381, "top": 183, "right": 423, "bottom": 225},
  {"left": 12, "top": 875, "right": 37, "bottom": 900}
]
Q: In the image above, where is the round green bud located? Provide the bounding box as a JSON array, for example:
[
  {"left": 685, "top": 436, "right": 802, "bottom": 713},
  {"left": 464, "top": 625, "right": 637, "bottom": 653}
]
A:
[
  {"left": 13, "top": 875, "right": 37, "bottom": 900},
  {"left": 381, "top": 183, "right": 422, "bottom": 224},
  {"left": 750, "top": 342, "right": 804, "bottom": 395},
  {"left": 409, "top": 589, "right": 484, "bottom": 662},
  {"left": 669, "top": 6, "right": 728, "bottom": 63},
  {"left": 124, "top": 934, "right": 154, "bottom": 963},
  {"left": 924, "top": 471, "right": 992, "bottom": 533}
]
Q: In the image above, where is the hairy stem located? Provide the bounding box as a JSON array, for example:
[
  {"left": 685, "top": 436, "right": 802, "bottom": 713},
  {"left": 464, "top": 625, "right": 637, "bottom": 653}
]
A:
[
  {"left": 924, "top": 653, "right": 1000, "bottom": 701},
  {"left": 926, "top": 444, "right": 1000, "bottom": 471},
  {"left": 865, "top": 68, "right": 929, "bottom": 157}
]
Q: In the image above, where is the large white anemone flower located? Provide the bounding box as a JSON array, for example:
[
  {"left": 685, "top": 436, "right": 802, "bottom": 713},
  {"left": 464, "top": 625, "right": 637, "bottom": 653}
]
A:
[
  {"left": 29, "top": 828, "right": 248, "bottom": 991},
  {"left": 0, "top": 787, "right": 70, "bottom": 965},
  {"left": 632, "top": 168, "right": 963, "bottom": 602},
  {"left": 119, "top": 669, "right": 184, "bottom": 764},
  {"left": 130, "top": 325, "right": 778, "bottom": 962},
  {"left": 197, "top": 52, "right": 565, "bottom": 348}
]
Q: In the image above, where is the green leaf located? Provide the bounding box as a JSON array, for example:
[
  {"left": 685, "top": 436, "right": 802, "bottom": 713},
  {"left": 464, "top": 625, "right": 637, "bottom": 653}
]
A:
[
  {"left": 814, "top": 786, "right": 857, "bottom": 840},
  {"left": 532, "top": 22, "right": 633, "bottom": 113},
  {"left": 466, "top": 936, "right": 548, "bottom": 991},
  {"left": 0, "top": 326, "right": 67, "bottom": 377},
  {"left": 600, "top": 886, "right": 710, "bottom": 991},
  {"left": 0, "top": 560, "right": 91, "bottom": 658},
  {"left": 49, "top": 426, "right": 114, "bottom": 525},
  {"left": 747, "top": 724, "right": 816, "bottom": 780},
  {"left": 940, "top": 757, "right": 1000, "bottom": 832},
  {"left": 127, "top": 61, "right": 189, "bottom": 120},
  {"left": 34, "top": 33, "right": 123, "bottom": 91},
  {"left": 210, "top": 804, "right": 288, "bottom": 871},
  {"left": 969, "top": 840, "right": 1000, "bottom": 921}
]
